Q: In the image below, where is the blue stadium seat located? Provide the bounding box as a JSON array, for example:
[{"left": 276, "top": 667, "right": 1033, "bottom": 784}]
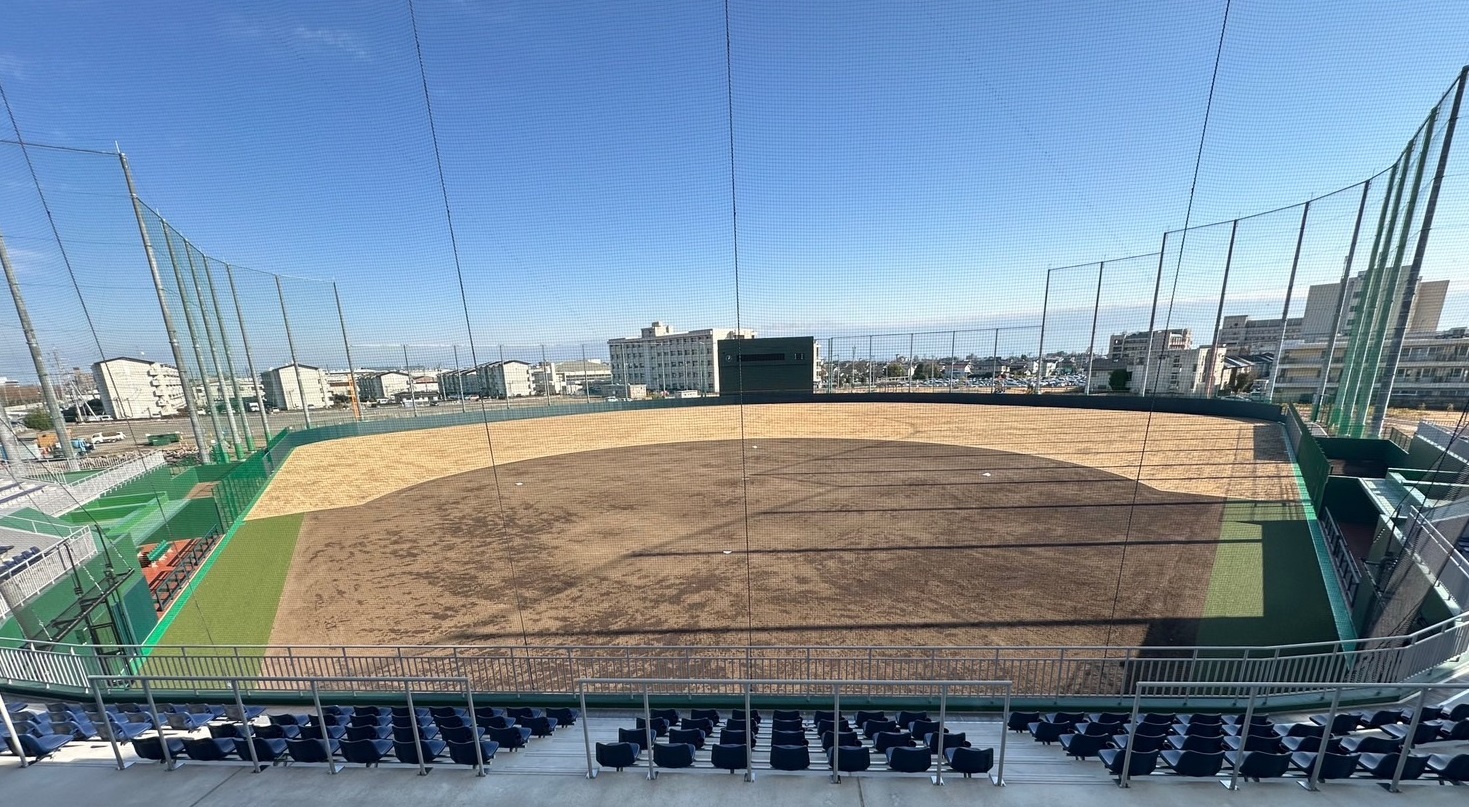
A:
[{"left": 595, "top": 741, "right": 640, "bottom": 772}]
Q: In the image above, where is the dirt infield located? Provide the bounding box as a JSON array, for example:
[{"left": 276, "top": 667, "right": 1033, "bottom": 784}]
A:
[
  {"left": 271, "top": 435, "right": 1240, "bottom": 649},
  {"left": 249, "top": 403, "right": 1298, "bottom": 519}
]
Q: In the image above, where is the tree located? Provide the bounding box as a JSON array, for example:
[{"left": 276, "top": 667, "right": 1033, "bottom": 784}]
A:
[
  {"left": 22, "top": 408, "right": 52, "bottom": 431},
  {"left": 885, "top": 362, "right": 907, "bottom": 378},
  {"left": 1229, "top": 371, "right": 1255, "bottom": 393},
  {"left": 1108, "top": 369, "right": 1132, "bottom": 392}
]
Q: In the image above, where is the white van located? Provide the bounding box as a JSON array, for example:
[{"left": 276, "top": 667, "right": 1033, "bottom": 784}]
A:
[{"left": 89, "top": 431, "right": 126, "bottom": 444}]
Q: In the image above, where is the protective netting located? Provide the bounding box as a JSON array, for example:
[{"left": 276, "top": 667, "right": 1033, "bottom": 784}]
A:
[{"left": 0, "top": 5, "right": 1465, "bottom": 663}]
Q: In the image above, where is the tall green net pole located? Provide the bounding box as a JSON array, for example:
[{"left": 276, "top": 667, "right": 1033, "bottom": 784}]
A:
[
  {"left": 184, "top": 244, "right": 244, "bottom": 459},
  {"left": 1331, "top": 159, "right": 1398, "bottom": 435},
  {"left": 1347, "top": 111, "right": 1437, "bottom": 436},
  {"left": 161, "top": 223, "right": 227, "bottom": 462},
  {"left": 1311, "top": 180, "right": 1371, "bottom": 422},
  {"left": 1370, "top": 70, "right": 1466, "bottom": 436},
  {"left": 202, "top": 257, "right": 254, "bottom": 452}
]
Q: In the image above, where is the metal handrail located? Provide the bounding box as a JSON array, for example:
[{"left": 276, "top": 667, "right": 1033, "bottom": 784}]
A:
[
  {"left": 577, "top": 677, "right": 1012, "bottom": 785},
  {"left": 1122, "top": 679, "right": 1469, "bottom": 792},
  {"left": 86, "top": 673, "right": 485, "bottom": 777}
]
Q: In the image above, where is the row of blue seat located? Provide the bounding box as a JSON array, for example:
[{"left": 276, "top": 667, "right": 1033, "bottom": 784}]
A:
[{"left": 1019, "top": 706, "right": 1469, "bottom": 783}]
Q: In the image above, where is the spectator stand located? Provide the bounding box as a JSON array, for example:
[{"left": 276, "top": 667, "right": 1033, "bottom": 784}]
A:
[
  {"left": 84, "top": 674, "right": 486, "bottom": 776},
  {"left": 575, "top": 677, "right": 1011, "bottom": 786},
  {"left": 1119, "top": 679, "right": 1469, "bottom": 792}
]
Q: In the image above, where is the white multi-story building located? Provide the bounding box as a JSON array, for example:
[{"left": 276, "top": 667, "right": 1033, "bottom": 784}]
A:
[
  {"left": 357, "top": 371, "right": 414, "bottom": 402},
  {"left": 438, "top": 361, "right": 533, "bottom": 399},
  {"left": 1273, "top": 327, "right": 1469, "bottom": 407},
  {"left": 1132, "top": 346, "right": 1225, "bottom": 396},
  {"left": 260, "top": 364, "right": 331, "bottom": 411},
  {"left": 1217, "top": 314, "right": 1303, "bottom": 355},
  {"left": 1108, "top": 328, "right": 1192, "bottom": 364},
  {"left": 91, "top": 357, "right": 186, "bottom": 419},
  {"left": 608, "top": 321, "right": 755, "bottom": 394},
  {"left": 1300, "top": 275, "right": 1448, "bottom": 338}
]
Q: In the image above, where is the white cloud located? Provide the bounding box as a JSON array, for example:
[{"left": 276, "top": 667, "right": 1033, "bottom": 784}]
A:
[
  {"left": 0, "top": 53, "right": 24, "bottom": 79},
  {"left": 292, "top": 27, "right": 370, "bottom": 61}
]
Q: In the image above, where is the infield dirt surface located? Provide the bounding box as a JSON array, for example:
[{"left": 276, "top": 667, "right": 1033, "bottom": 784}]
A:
[{"left": 256, "top": 403, "right": 1310, "bottom": 650}]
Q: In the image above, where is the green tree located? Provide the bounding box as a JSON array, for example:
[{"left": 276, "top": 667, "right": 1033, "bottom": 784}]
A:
[
  {"left": 885, "top": 362, "right": 907, "bottom": 378},
  {"left": 1108, "top": 369, "right": 1132, "bottom": 392},
  {"left": 22, "top": 408, "right": 52, "bottom": 431}
]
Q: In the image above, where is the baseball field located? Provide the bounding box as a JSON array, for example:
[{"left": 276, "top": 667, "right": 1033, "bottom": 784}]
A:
[{"left": 156, "top": 402, "right": 1338, "bottom": 652}]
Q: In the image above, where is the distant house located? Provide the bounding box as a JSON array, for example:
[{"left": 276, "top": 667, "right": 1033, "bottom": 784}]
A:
[
  {"left": 260, "top": 364, "right": 331, "bottom": 410},
  {"left": 357, "top": 371, "right": 413, "bottom": 402},
  {"left": 91, "top": 357, "right": 185, "bottom": 419},
  {"left": 438, "top": 360, "right": 533, "bottom": 399}
]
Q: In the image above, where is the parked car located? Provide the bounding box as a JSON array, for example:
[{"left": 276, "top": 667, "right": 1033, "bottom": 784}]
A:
[{"left": 89, "top": 431, "right": 126, "bottom": 444}]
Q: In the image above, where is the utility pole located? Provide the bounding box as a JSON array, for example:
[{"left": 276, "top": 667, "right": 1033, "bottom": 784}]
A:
[{"left": 0, "top": 227, "right": 77, "bottom": 469}]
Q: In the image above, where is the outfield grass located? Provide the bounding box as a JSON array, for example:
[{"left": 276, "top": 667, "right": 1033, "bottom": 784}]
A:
[
  {"left": 1197, "top": 501, "right": 1338, "bottom": 647},
  {"left": 155, "top": 513, "right": 303, "bottom": 649}
]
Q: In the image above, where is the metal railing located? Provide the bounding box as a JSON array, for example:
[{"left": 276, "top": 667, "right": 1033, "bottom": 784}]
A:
[
  {"left": 577, "top": 677, "right": 1011, "bottom": 784},
  {"left": 0, "top": 452, "right": 166, "bottom": 517},
  {"left": 1321, "top": 510, "right": 1363, "bottom": 607},
  {"left": 1120, "top": 680, "right": 1469, "bottom": 791},
  {"left": 1417, "top": 420, "right": 1468, "bottom": 462},
  {"left": 2, "top": 604, "right": 1468, "bottom": 704},
  {"left": 85, "top": 674, "right": 486, "bottom": 776},
  {"left": 0, "top": 526, "right": 99, "bottom": 620}
]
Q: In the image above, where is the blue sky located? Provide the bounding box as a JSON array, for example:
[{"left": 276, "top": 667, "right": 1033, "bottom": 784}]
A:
[{"left": 0, "top": 0, "right": 1467, "bottom": 379}]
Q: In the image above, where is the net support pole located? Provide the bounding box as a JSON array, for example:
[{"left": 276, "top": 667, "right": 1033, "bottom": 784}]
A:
[
  {"left": 540, "top": 344, "right": 552, "bottom": 406},
  {"left": 403, "top": 344, "right": 417, "bottom": 418},
  {"left": 867, "top": 335, "right": 874, "bottom": 391},
  {"left": 1313, "top": 181, "right": 1373, "bottom": 422},
  {"left": 948, "top": 331, "right": 957, "bottom": 390},
  {"left": 1346, "top": 139, "right": 1421, "bottom": 437},
  {"left": 224, "top": 263, "right": 272, "bottom": 440},
  {"left": 1036, "top": 269, "right": 1051, "bottom": 394},
  {"left": 1267, "top": 203, "right": 1311, "bottom": 401},
  {"left": 498, "top": 344, "right": 511, "bottom": 410},
  {"left": 121, "top": 152, "right": 208, "bottom": 462},
  {"left": 1138, "top": 231, "right": 1170, "bottom": 397},
  {"left": 1204, "top": 220, "right": 1239, "bottom": 398},
  {"left": 184, "top": 247, "right": 243, "bottom": 459},
  {"left": 992, "top": 329, "right": 1000, "bottom": 393},
  {"left": 201, "top": 259, "right": 253, "bottom": 452},
  {"left": 275, "top": 275, "right": 312, "bottom": 429},
  {"left": 1086, "top": 262, "right": 1103, "bottom": 395},
  {"left": 162, "top": 226, "right": 227, "bottom": 462},
  {"left": 0, "top": 228, "right": 76, "bottom": 469},
  {"left": 1332, "top": 158, "right": 1401, "bottom": 435},
  {"left": 580, "top": 343, "right": 592, "bottom": 405},
  {"left": 1370, "top": 68, "right": 1466, "bottom": 437},
  {"left": 333, "top": 282, "right": 362, "bottom": 422}
]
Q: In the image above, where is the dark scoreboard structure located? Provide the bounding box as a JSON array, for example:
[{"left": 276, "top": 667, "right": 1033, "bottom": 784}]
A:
[{"left": 716, "top": 337, "right": 818, "bottom": 395}]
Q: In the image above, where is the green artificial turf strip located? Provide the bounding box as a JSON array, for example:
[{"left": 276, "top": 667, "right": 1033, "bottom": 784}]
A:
[
  {"left": 1198, "top": 501, "right": 1337, "bottom": 648},
  {"left": 156, "top": 513, "right": 303, "bottom": 650}
]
